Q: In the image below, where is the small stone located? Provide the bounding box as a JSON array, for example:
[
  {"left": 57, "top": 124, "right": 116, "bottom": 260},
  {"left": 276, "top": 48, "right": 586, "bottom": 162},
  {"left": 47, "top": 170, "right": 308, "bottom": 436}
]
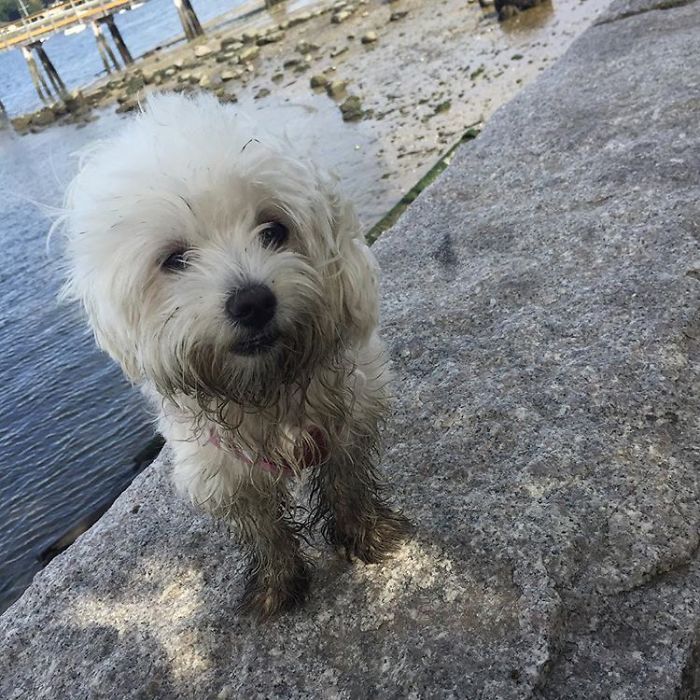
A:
[
  {"left": 124, "top": 75, "right": 145, "bottom": 95},
  {"left": 296, "top": 40, "right": 320, "bottom": 54},
  {"left": 241, "top": 30, "right": 257, "bottom": 43},
  {"left": 255, "top": 88, "right": 270, "bottom": 99},
  {"left": 220, "top": 68, "right": 241, "bottom": 81},
  {"left": 220, "top": 38, "right": 243, "bottom": 51},
  {"left": 11, "top": 115, "right": 32, "bottom": 131},
  {"left": 32, "top": 107, "right": 57, "bottom": 126},
  {"left": 199, "top": 72, "right": 223, "bottom": 89},
  {"left": 288, "top": 11, "right": 311, "bottom": 27},
  {"left": 239, "top": 46, "right": 260, "bottom": 62},
  {"left": 194, "top": 44, "right": 214, "bottom": 58},
  {"left": 115, "top": 98, "right": 138, "bottom": 114},
  {"left": 257, "top": 31, "right": 284, "bottom": 46},
  {"left": 434, "top": 99, "right": 451, "bottom": 114},
  {"left": 361, "top": 31, "right": 378, "bottom": 44},
  {"left": 339, "top": 95, "right": 363, "bottom": 121},
  {"left": 330, "top": 46, "right": 348, "bottom": 58},
  {"left": 310, "top": 74, "right": 329, "bottom": 88},
  {"left": 283, "top": 56, "right": 301, "bottom": 68},
  {"left": 326, "top": 79, "right": 348, "bottom": 98},
  {"left": 271, "top": 72, "right": 284, "bottom": 83},
  {"left": 331, "top": 10, "right": 351, "bottom": 23},
  {"left": 293, "top": 61, "right": 311, "bottom": 74},
  {"left": 390, "top": 10, "right": 408, "bottom": 20}
]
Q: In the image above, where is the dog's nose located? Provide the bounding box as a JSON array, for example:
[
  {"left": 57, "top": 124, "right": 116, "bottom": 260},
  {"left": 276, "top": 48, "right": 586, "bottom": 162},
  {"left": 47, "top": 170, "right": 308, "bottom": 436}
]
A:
[{"left": 226, "top": 284, "right": 277, "bottom": 329}]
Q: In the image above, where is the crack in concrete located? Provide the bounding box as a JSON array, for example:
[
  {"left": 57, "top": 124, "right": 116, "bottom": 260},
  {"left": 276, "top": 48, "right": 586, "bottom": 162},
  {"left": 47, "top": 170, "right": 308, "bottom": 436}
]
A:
[{"left": 595, "top": 0, "right": 698, "bottom": 26}]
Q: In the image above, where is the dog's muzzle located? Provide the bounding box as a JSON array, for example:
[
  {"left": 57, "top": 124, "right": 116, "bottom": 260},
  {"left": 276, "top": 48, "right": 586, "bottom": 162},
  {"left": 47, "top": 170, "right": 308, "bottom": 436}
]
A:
[{"left": 226, "top": 283, "right": 279, "bottom": 355}]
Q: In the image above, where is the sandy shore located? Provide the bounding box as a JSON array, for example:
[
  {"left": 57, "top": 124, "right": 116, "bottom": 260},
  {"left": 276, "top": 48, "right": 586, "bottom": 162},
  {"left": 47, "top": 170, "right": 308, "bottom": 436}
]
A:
[{"left": 9, "top": 0, "right": 610, "bottom": 228}]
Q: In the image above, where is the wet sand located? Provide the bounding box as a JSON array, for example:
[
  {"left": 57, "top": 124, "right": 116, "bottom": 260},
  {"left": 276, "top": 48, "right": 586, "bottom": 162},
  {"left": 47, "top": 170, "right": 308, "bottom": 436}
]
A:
[{"left": 11, "top": 0, "right": 610, "bottom": 229}]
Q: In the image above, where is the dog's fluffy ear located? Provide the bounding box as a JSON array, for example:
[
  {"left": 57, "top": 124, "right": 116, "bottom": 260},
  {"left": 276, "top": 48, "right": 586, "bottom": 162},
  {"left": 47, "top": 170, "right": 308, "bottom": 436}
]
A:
[
  {"left": 327, "top": 194, "right": 380, "bottom": 346},
  {"left": 63, "top": 267, "right": 144, "bottom": 382}
]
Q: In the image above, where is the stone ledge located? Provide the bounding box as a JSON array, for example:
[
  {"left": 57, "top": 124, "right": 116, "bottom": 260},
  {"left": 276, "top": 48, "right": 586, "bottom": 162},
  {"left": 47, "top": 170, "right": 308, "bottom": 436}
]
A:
[{"left": 2, "top": 1, "right": 700, "bottom": 697}]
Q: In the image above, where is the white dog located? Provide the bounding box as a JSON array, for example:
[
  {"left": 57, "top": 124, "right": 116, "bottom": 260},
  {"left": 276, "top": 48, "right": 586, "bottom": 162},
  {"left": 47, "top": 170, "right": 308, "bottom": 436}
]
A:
[{"left": 62, "top": 93, "right": 409, "bottom": 616}]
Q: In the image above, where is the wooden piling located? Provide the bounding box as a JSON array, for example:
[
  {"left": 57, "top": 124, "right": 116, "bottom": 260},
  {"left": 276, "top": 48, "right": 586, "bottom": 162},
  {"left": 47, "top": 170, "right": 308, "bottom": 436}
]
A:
[
  {"left": 33, "top": 43, "right": 70, "bottom": 102},
  {"left": 21, "top": 44, "right": 52, "bottom": 104},
  {"left": 104, "top": 15, "right": 133, "bottom": 65},
  {"left": 91, "top": 20, "right": 119, "bottom": 73},
  {"left": 173, "top": 0, "right": 203, "bottom": 41}
]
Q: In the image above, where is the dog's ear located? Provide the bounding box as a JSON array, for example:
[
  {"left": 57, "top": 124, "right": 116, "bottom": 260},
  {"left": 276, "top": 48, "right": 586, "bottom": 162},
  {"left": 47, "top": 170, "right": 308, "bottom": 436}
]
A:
[
  {"left": 328, "top": 195, "right": 380, "bottom": 345},
  {"left": 63, "top": 272, "right": 144, "bottom": 383}
]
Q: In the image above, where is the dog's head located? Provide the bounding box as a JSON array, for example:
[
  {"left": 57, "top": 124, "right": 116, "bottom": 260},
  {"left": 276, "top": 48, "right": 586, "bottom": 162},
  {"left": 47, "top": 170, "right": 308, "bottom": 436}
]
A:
[{"left": 63, "top": 93, "right": 378, "bottom": 409}]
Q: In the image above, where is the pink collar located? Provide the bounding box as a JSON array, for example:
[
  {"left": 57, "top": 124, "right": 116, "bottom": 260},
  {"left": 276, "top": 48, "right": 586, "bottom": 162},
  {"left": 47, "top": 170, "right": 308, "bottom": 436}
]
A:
[{"left": 207, "top": 426, "right": 327, "bottom": 476}]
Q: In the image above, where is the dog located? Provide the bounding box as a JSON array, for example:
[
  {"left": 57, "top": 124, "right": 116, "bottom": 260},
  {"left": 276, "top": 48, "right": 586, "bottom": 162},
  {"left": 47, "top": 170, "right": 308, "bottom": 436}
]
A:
[{"left": 61, "top": 92, "right": 409, "bottom": 617}]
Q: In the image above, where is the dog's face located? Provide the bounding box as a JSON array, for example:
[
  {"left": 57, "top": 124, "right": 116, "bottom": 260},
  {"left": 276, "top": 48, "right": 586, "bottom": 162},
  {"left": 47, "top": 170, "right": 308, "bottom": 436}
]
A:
[{"left": 64, "top": 94, "right": 378, "bottom": 408}]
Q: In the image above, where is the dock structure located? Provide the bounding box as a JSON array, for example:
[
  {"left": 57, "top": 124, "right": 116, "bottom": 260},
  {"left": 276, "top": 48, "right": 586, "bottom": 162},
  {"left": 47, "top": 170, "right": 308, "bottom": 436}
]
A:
[{"left": 1, "top": 0, "right": 206, "bottom": 108}]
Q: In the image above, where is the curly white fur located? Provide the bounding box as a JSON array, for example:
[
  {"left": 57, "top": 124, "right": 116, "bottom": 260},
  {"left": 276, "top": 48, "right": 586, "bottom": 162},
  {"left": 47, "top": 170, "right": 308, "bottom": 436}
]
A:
[{"left": 61, "top": 93, "right": 408, "bottom": 616}]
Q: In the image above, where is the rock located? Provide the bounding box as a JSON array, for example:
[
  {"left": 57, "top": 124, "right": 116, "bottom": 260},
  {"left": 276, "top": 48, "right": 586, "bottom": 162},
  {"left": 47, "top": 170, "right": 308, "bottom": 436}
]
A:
[
  {"left": 254, "top": 87, "right": 270, "bottom": 99},
  {"left": 288, "top": 11, "right": 312, "bottom": 27},
  {"left": 239, "top": 46, "right": 260, "bottom": 62},
  {"left": 271, "top": 72, "right": 284, "bottom": 83},
  {"left": 241, "top": 30, "right": 257, "bottom": 43},
  {"left": 256, "top": 30, "right": 284, "bottom": 46},
  {"left": 433, "top": 99, "right": 451, "bottom": 114},
  {"left": 331, "top": 10, "right": 351, "bottom": 23},
  {"left": 115, "top": 98, "right": 138, "bottom": 114},
  {"left": 199, "top": 72, "right": 223, "bottom": 89},
  {"left": 326, "top": 79, "right": 348, "bottom": 98},
  {"left": 390, "top": 10, "right": 408, "bottom": 20},
  {"left": 283, "top": 56, "right": 301, "bottom": 68},
  {"left": 310, "top": 74, "right": 329, "bottom": 88},
  {"left": 293, "top": 61, "right": 310, "bottom": 74},
  {"left": 296, "top": 40, "right": 320, "bottom": 54},
  {"left": 220, "top": 38, "right": 243, "bottom": 51},
  {"left": 193, "top": 43, "right": 214, "bottom": 58},
  {"left": 124, "top": 74, "right": 145, "bottom": 96},
  {"left": 361, "top": 31, "right": 378, "bottom": 44},
  {"left": 339, "top": 94, "right": 363, "bottom": 120},
  {"left": 3, "top": 4, "right": 700, "bottom": 698},
  {"left": 11, "top": 115, "right": 31, "bottom": 131},
  {"left": 330, "top": 45, "right": 348, "bottom": 58},
  {"left": 163, "top": 67, "right": 177, "bottom": 77},
  {"left": 495, "top": 0, "right": 543, "bottom": 20},
  {"left": 220, "top": 69, "right": 240, "bottom": 82}
]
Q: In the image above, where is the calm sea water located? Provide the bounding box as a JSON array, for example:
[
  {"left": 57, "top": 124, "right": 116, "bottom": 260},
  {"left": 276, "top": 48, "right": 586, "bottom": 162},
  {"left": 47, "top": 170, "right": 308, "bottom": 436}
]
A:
[{"left": 0, "top": 0, "right": 260, "bottom": 614}]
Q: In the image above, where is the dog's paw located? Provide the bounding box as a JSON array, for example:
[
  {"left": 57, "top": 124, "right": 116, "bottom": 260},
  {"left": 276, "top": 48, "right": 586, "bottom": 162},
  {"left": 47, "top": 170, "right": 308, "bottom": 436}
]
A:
[
  {"left": 237, "top": 558, "right": 311, "bottom": 619},
  {"left": 328, "top": 505, "right": 412, "bottom": 564}
]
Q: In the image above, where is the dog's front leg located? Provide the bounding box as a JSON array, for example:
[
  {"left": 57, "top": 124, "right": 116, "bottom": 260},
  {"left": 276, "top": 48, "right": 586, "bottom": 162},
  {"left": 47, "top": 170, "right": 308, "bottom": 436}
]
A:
[
  {"left": 312, "top": 429, "right": 411, "bottom": 564},
  {"left": 227, "top": 474, "right": 311, "bottom": 618}
]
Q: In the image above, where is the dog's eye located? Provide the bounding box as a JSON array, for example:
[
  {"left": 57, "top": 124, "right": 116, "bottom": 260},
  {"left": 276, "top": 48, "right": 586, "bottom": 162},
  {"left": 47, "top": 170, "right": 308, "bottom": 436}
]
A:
[
  {"left": 259, "top": 221, "right": 289, "bottom": 249},
  {"left": 162, "top": 248, "right": 189, "bottom": 272}
]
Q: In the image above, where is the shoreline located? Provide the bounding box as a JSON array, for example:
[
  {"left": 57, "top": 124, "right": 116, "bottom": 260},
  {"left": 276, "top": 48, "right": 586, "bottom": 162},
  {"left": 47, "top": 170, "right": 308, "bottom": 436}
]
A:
[{"left": 6, "top": 0, "right": 610, "bottom": 231}]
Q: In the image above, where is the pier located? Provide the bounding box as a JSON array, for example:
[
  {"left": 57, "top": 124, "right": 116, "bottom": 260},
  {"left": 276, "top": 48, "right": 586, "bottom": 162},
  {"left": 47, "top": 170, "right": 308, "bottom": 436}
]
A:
[{"left": 0, "top": 0, "right": 205, "bottom": 107}]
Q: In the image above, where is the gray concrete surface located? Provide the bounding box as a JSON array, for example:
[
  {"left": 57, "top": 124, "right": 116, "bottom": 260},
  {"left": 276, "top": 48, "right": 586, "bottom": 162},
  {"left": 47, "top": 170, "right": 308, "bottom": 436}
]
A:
[{"left": 2, "top": 0, "right": 700, "bottom": 697}]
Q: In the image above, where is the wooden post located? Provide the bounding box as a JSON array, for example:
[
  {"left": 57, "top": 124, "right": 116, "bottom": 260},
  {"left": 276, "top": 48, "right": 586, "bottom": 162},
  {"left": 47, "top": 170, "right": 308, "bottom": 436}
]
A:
[
  {"left": 21, "top": 44, "right": 52, "bottom": 104},
  {"left": 92, "top": 20, "right": 119, "bottom": 73},
  {"left": 104, "top": 15, "right": 133, "bottom": 65},
  {"left": 173, "top": 0, "right": 203, "bottom": 40},
  {"left": 33, "top": 43, "right": 70, "bottom": 103}
]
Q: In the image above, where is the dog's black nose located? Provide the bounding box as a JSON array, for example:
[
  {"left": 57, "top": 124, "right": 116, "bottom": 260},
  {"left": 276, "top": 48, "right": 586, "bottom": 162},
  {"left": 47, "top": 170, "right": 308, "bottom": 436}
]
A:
[{"left": 226, "top": 284, "right": 277, "bottom": 329}]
